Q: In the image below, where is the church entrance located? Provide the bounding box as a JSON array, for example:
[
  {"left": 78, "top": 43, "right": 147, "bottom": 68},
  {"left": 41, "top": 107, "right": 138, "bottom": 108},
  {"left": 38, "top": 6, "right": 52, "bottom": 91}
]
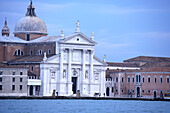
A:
[
  {"left": 72, "top": 77, "right": 77, "bottom": 94},
  {"left": 106, "top": 87, "right": 110, "bottom": 96},
  {"left": 137, "top": 87, "right": 140, "bottom": 97},
  {"left": 154, "top": 91, "right": 157, "bottom": 98},
  {"left": 30, "top": 85, "right": 33, "bottom": 95}
]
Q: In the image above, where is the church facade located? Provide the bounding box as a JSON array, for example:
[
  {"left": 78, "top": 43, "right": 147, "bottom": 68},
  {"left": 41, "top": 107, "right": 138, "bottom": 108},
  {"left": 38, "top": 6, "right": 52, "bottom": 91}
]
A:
[{"left": 0, "top": 1, "right": 106, "bottom": 97}]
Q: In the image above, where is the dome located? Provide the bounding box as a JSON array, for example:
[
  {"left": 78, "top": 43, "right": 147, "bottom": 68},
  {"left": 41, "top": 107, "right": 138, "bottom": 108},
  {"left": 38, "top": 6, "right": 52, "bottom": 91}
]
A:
[
  {"left": 14, "top": 16, "right": 47, "bottom": 34},
  {"left": 13, "top": 1, "right": 47, "bottom": 35}
]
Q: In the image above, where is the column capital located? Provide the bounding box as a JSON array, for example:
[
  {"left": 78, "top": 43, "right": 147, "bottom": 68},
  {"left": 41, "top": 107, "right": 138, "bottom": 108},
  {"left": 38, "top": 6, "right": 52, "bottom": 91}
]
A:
[
  {"left": 83, "top": 49, "right": 87, "bottom": 53},
  {"left": 60, "top": 48, "right": 65, "bottom": 52},
  {"left": 91, "top": 49, "right": 94, "bottom": 54},
  {"left": 69, "top": 48, "right": 73, "bottom": 52}
]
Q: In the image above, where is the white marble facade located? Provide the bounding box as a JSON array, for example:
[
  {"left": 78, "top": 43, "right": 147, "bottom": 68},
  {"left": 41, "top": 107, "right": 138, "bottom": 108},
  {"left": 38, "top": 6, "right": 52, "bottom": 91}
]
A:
[{"left": 40, "top": 32, "right": 106, "bottom": 97}]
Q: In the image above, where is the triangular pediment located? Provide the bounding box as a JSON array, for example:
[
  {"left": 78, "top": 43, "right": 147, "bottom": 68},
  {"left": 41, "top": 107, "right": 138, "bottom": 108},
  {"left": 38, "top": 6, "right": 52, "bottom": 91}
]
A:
[
  {"left": 93, "top": 56, "right": 107, "bottom": 66},
  {"left": 42, "top": 54, "right": 59, "bottom": 63},
  {"left": 59, "top": 32, "right": 96, "bottom": 45}
]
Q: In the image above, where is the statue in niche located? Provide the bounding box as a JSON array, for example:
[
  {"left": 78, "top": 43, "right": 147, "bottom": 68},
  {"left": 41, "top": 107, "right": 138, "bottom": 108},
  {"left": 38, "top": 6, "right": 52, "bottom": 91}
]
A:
[
  {"left": 85, "top": 70, "right": 88, "bottom": 79},
  {"left": 51, "top": 72, "right": 55, "bottom": 79},
  {"left": 73, "top": 69, "right": 77, "bottom": 76},
  {"left": 95, "top": 73, "right": 99, "bottom": 80},
  {"left": 63, "top": 70, "right": 66, "bottom": 78}
]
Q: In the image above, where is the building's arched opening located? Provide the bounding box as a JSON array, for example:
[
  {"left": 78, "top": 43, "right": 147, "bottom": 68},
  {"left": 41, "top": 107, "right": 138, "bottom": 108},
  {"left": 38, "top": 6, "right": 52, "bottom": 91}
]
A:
[
  {"left": 30, "top": 85, "right": 33, "bottom": 95},
  {"left": 137, "top": 87, "right": 140, "bottom": 97},
  {"left": 106, "top": 87, "right": 109, "bottom": 96},
  {"left": 154, "top": 91, "right": 157, "bottom": 98}
]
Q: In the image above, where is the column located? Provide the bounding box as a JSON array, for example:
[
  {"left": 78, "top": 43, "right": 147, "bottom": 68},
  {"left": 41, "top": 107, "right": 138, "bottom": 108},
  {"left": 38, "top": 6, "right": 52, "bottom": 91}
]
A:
[
  {"left": 118, "top": 73, "right": 121, "bottom": 97},
  {"left": 40, "top": 65, "right": 48, "bottom": 96},
  {"left": 89, "top": 50, "right": 94, "bottom": 95},
  {"left": 67, "top": 48, "right": 72, "bottom": 95},
  {"left": 82, "top": 50, "right": 86, "bottom": 81},
  {"left": 81, "top": 49, "right": 86, "bottom": 94},
  {"left": 27, "top": 85, "right": 30, "bottom": 96},
  {"left": 59, "top": 48, "right": 64, "bottom": 95},
  {"left": 33, "top": 86, "right": 36, "bottom": 96},
  {"left": 60, "top": 48, "right": 64, "bottom": 82}
]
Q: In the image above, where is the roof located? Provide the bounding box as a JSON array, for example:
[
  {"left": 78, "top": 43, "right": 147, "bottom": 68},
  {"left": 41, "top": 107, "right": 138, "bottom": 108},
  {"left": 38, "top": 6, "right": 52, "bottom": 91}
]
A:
[
  {"left": 0, "top": 36, "right": 27, "bottom": 43},
  {"left": 141, "top": 62, "right": 170, "bottom": 67},
  {"left": 124, "top": 56, "right": 170, "bottom": 62},
  {"left": 0, "top": 63, "right": 26, "bottom": 69},
  {"left": 29, "top": 36, "right": 61, "bottom": 42},
  {"left": 109, "top": 67, "right": 170, "bottom": 73},
  {"left": 8, "top": 55, "right": 54, "bottom": 64},
  {"left": 106, "top": 62, "right": 140, "bottom": 67}
]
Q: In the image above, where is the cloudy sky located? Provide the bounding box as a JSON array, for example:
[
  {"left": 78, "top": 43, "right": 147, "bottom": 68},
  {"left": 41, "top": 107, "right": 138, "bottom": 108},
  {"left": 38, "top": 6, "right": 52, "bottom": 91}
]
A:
[{"left": 0, "top": 0, "right": 170, "bottom": 62}]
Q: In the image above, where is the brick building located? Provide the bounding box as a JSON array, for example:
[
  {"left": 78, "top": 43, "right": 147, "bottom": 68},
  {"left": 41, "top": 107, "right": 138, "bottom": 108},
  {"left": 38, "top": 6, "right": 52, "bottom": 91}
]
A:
[{"left": 106, "top": 56, "right": 170, "bottom": 98}]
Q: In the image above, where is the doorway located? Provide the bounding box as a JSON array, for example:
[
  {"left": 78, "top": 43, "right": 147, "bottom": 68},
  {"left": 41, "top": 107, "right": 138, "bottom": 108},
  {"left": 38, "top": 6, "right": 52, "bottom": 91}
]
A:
[
  {"left": 137, "top": 87, "right": 140, "bottom": 97},
  {"left": 72, "top": 77, "right": 77, "bottom": 94},
  {"left": 30, "top": 85, "right": 33, "bottom": 95},
  {"left": 154, "top": 91, "right": 157, "bottom": 98},
  {"left": 106, "top": 87, "right": 110, "bottom": 96}
]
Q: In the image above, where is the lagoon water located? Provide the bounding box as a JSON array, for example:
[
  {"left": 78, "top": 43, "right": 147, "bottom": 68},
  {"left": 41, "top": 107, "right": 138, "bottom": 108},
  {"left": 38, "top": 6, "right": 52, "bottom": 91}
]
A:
[{"left": 0, "top": 99, "right": 169, "bottom": 113}]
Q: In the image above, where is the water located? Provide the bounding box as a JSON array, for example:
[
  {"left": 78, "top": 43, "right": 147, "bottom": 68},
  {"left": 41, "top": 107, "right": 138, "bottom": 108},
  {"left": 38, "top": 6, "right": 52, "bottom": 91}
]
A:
[{"left": 0, "top": 99, "right": 169, "bottom": 113}]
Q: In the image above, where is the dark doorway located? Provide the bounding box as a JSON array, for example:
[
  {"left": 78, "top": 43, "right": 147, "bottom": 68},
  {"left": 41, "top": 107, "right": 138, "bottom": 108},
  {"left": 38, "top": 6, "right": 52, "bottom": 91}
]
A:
[
  {"left": 137, "top": 87, "right": 140, "bottom": 97},
  {"left": 106, "top": 87, "right": 109, "bottom": 96},
  {"left": 154, "top": 91, "right": 157, "bottom": 98},
  {"left": 72, "top": 77, "right": 77, "bottom": 94},
  {"left": 30, "top": 85, "right": 33, "bottom": 95}
]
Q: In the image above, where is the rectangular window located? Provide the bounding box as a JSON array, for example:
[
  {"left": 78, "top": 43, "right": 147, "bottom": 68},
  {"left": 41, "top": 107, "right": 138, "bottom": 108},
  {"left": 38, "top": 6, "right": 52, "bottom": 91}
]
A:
[
  {"left": 116, "top": 77, "right": 118, "bottom": 82},
  {"left": 128, "top": 77, "right": 130, "bottom": 83},
  {"left": 142, "top": 90, "right": 144, "bottom": 93},
  {"left": 148, "top": 90, "right": 150, "bottom": 93},
  {"left": 167, "top": 77, "right": 169, "bottom": 83},
  {"left": 0, "top": 77, "right": 2, "bottom": 82},
  {"left": 0, "top": 71, "right": 3, "bottom": 75},
  {"left": 122, "top": 77, "right": 124, "bottom": 82},
  {"left": 112, "top": 87, "right": 114, "bottom": 93},
  {"left": 20, "top": 72, "right": 23, "bottom": 75},
  {"left": 0, "top": 85, "right": 2, "bottom": 90},
  {"left": 142, "top": 76, "right": 144, "bottom": 83},
  {"left": 132, "top": 77, "right": 134, "bottom": 83},
  {"left": 122, "top": 90, "right": 124, "bottom": 93},
  {"left": 116, "top": 89, "right": 118, "bottom": 92},
  {"left": 148, "top": 76, "right": 150, "bottom": 83},
  {"left": 154, "top": 77, "right": 157, "bottom": 83},
  {"left": 20, "top": 85, "right": 22, "bottom": 90},
  {"left": 160, "top": 77, "right": 163, "bottom": 83},
  {"left": 136, "top": 75, "right": 138, "bottom": 82},
  {"left": 13, "top": 71, "right": 15, "bottom": 75},
  {"left": 20, "top": 78, "right": 23, "bottom": 82},
  {"left": 12, "top": 85, "right": 15, "bottom": 90},
  {"left": 26, "top": 34, "right": 30, "bottom": 41},
  {"left": 12, "top": 77, "right": 15, "bottom": 82},
  {"left": 139, "top": 75, "right": 141, "bottom": 82}
]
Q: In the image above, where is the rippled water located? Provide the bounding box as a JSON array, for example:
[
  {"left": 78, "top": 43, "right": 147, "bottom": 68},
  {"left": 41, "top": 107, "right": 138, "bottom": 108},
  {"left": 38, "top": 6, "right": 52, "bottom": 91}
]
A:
[{"left": 0, "top": 99, "right": 169, "bottom": 113}]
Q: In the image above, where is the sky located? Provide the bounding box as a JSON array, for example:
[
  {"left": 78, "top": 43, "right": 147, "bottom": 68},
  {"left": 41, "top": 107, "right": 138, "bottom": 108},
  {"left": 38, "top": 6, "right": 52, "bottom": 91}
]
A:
[{"left": 0, "top": 0, "right": 170, "bottom": 62}]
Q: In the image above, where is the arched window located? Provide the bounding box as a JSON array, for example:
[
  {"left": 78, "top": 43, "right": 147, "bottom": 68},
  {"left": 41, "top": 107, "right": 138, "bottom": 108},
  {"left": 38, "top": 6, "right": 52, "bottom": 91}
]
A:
[
  {"left": 14, "top": 49, "right": 24, "bottom": 56},
  {"left": 37, "top": 50, "right": 43, "bottom": 55},
  {"left": 48, "top": 49, "right": 51, "bottom": 54}
]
